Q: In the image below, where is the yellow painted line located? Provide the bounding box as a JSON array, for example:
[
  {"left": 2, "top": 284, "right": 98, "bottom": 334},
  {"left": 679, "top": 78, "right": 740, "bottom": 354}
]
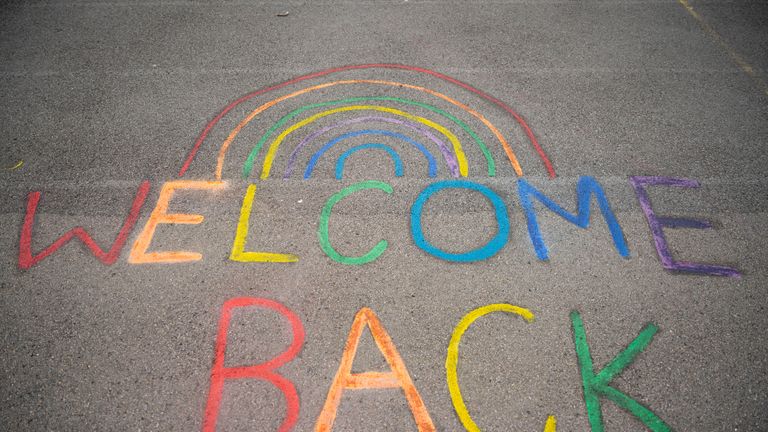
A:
[{"left": 678, "top": 0, "right": 768, "bottom": 97}]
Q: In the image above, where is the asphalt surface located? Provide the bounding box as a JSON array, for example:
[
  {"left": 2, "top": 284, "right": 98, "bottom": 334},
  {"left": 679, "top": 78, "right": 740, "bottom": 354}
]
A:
[{"left": 1, "top": 1, "right": 767, "bottom": 431}]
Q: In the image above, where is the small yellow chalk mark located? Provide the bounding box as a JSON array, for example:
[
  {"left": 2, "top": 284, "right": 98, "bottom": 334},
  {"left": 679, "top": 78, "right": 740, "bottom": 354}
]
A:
[
  {"left": 6, "top": 160, "right": 23, "bottom": 170},
  {"left": 543, "top": 415, "right": 557, "bottom": 432},
  {"left": 677, "top": 0, "right": 768, "bottom": 97}
]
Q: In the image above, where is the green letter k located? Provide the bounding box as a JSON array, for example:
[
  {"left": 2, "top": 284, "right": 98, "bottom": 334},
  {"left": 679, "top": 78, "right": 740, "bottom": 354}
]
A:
[{"left": 570, "top": 311, "right": 672, "bottom": 432}]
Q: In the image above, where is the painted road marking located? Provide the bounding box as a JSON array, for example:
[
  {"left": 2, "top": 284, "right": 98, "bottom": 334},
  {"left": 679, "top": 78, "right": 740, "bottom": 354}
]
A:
[{"left": 677, "top": 0, "right": 768, "bottom": 97}]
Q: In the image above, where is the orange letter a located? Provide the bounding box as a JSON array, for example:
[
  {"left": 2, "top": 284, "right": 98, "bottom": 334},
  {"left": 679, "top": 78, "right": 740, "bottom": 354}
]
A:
[{"left": 315, "top": 308, "right": 435, "bottom": 432}]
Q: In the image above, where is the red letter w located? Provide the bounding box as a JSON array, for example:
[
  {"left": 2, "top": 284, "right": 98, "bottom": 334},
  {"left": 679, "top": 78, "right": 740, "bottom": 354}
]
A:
[{"left": 18, "top": 181, "right": 151, "bottom": 269}]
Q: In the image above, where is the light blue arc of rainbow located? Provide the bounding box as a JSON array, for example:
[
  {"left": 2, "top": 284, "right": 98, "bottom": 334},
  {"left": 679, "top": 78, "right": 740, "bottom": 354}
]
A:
[
  {"left": 304, "top": 130, "right": 438, "bottom": 179},
  {"left": 335, "top": 143, "right": 406, "bottom": 179}
]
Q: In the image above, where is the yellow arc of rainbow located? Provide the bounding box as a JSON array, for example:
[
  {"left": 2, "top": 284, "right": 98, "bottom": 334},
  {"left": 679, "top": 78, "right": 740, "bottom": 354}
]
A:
[
  {"left": 262, "top": 105, "right": 465, "bottom": 179},
  {"left": 215, "top": 79, "right": 523, "bottom": 180}
]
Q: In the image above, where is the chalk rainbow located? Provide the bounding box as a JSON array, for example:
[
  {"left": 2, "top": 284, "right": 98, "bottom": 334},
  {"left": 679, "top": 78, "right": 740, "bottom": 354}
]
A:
[{"left": 177, "top": 64, "right": 556, "bottom": 180}]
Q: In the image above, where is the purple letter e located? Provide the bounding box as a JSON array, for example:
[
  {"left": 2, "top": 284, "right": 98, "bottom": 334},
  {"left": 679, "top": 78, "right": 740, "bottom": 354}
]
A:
[{"left": 629, "top": 176, "right": 739, "bottom": 278}]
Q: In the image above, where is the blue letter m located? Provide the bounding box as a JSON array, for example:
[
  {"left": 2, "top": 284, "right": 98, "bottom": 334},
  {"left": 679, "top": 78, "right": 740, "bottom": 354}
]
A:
[{"left": 517, "top": 176, "right": 629, "bottom": 261}]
